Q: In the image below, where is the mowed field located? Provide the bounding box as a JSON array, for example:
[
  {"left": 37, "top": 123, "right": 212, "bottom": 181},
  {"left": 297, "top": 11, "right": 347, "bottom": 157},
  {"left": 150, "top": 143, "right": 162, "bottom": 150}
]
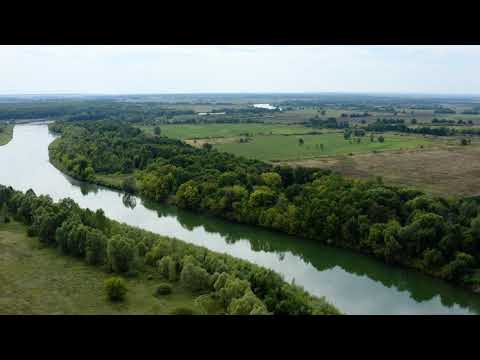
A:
[
  {"left": 215, "top": 132, "right": 433, "bottom": 161},
  {"left": 139, "top": 123, "right": 314, "bottom": 139},
  {"left": 0, "top": 221, "right": 206, "bottom": 315}
]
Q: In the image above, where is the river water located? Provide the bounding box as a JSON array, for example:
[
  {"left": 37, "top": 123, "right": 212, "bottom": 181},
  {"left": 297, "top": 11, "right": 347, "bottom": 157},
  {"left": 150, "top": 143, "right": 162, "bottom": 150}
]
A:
[{"left": 1, "top": 123, "right": 479, "bottom": 314}]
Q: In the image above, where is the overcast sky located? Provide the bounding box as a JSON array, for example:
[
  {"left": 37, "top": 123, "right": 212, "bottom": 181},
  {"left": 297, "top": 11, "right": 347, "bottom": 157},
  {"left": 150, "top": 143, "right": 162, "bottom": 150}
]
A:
[{"left": 1, "top": 45, "right": 479, "bottom": 95}]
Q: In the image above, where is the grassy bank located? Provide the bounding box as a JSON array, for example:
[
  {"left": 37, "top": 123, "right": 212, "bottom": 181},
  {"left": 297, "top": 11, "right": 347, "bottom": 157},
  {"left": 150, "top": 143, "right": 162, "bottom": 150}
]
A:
[
  {"left": 0, "top": 124, "right": 13, "bottom": 146},
  {"left": 0, "top": 185, "right": 340, "bottom": 315},
  {"left": 0, "top": 221, "right": 210, "bottom": 315}
]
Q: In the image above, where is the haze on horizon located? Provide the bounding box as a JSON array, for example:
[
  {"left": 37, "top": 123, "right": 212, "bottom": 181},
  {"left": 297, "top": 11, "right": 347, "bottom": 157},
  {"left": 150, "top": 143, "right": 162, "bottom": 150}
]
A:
[{"left": 1, "top": 45, "right": 480, "bottom": 95}]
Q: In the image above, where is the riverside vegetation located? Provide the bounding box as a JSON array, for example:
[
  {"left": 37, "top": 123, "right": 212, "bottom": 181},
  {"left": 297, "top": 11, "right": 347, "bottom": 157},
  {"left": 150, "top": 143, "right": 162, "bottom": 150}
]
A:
[
  {"left": 48, "top": 120, "right": 480, "bottom": 293},
  {"left": 0, "top": 185, "right": 339, "bottom": 315}
]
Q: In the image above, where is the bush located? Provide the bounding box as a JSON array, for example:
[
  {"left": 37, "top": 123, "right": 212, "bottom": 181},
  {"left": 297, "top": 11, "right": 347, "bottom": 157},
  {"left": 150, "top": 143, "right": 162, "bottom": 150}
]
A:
[
  {"left": 105, "top": 277, "right": 127, "bottom": 302},
  {"left": 27, "top": 226, "right": 36, "bottom": 237},
  {"left": 155, "top": 283, "right": 172, "bottom": 296},
  {"left": 170, "top": 306, "right": 197, "bottom": 315}
]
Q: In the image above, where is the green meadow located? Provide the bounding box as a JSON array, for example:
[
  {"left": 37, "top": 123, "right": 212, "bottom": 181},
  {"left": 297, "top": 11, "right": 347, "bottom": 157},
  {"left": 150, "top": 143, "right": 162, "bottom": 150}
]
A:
[
  {"left": 215, "top": 132, "right": 433, "bottom": 161},
  {"left": 138, "top": 123, "right": 314, "bottom": 139},
  {"left": 0, "top": 221, "right": 214, "bottom": 315}
]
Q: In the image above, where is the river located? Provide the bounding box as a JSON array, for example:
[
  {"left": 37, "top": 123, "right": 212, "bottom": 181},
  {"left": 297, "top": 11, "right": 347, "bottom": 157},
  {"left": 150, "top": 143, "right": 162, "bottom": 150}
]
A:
[{"left": 1, "top": 123, "right": 480, "bottom": 314}]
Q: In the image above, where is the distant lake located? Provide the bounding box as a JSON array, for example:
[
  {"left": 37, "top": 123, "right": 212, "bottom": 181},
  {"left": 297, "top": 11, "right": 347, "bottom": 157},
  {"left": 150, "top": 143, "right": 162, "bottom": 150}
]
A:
[{"left": 253, "top": 103, "right": 280, "bottom": 110}]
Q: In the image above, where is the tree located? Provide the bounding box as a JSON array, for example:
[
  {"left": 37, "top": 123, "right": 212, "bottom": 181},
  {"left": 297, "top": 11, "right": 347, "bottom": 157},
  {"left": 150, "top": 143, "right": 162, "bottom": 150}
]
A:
[
  {"left": 158, "top": 255, "right": 177, "bottom": 282},
  {"left": 202, "top": 143, "right": 213, "bottom": 151},
  {"left": 298, "top": 138, "right": 304, "bottom": 146},
  {"left": 85, "top": 228, "right": 107, "bottom": 265},
  {"left": 461, "top": 138, "right": 469, "bottom": 146},
  {"left": 176, "top": 180, "right": 201, "bottom": 209},
  {"left": 214, "top": 273, "right": 250, "bottom": 309},
  {"left": 107, "top": 235, "right": 136, "bottom": 273},
  {"left": 261, "top": 172, "right": 282, "bottom": 189},
  {"left": 153, "top": 126, "right": 161, "bottom": 136},
  {"left": 105, "top": 277, "right": 127, "bottom": 302},
  {"left": 441, "top": 252, "right": 476, "bottom": 281},
  {"left": 423, "top": 248, "right": 445, "bottom": 269},
  {"left": 228, "top": 289, "right": 269, "bottom": 315},
  {"left": 122, "top": 176, "right": 137, "bottom": 194},
  {"left": 180, "top": 260, "right": 211, "bottom": 292},
  {"left": 378, "top": 135, "right": 385, "bottom": 143}
]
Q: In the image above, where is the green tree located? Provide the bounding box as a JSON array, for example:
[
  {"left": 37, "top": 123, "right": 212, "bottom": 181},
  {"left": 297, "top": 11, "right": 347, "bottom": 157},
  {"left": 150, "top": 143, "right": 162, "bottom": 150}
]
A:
[
  {"left": 122, "top": 176, "right": 137, "bottom": 194},
  {"left": 180, "top": 260, "right": 211, "bottom": 292},
  {"left": 107, "top": 235, "right": 135, "bottom": 273},
  {"left": 228, "top": 289, "right": 269, "bottom": 315},
  {"left": 176, "top": 180, "right": 201, "bottom": 209}
]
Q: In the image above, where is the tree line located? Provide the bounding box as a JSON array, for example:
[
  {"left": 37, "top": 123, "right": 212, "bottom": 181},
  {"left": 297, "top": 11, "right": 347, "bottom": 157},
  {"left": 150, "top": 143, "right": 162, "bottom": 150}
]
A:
[{"left": 48, "top": 120, "right": 480, "bottom": 291}]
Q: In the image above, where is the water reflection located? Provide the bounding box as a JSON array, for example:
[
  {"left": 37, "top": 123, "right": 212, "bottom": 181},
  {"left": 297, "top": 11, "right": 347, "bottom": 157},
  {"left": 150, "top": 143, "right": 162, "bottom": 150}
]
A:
[
  {"left": 140, "top": 197, "right": 480, "bottom": 313},
  {"left": 1, "top": 123, "right": 480, "bottom": 314}
]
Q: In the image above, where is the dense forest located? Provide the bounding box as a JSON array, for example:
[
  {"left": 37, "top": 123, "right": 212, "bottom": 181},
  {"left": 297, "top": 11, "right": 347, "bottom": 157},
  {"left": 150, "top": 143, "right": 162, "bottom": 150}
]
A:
[
  {"left": 48, "top": 120, "right": 480, "bottom": 292},
  {"left": 0, "top": 185, "right": 338, "bottom": 315}
]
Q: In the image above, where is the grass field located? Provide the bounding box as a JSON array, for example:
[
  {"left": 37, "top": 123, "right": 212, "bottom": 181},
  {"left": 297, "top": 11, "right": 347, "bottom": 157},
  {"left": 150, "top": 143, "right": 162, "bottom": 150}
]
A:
[
  {"left": 214, "top": 132, "right": 433, "bottom": 161},
  {"left": 0, "top": 221, "right": 215, "bottom": 314},
  {"left": 139, "top": 123, "right": 314, "bottom": 139},
  {"left": 0, "top": 124, "right": 13, "bottom": 146}
]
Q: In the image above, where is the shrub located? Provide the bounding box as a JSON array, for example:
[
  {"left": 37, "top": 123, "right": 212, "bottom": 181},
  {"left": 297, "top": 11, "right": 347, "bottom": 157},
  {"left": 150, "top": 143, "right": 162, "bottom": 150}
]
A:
[
  {"left": 155, "top": 283, "right": 172, "bottom": 296},
  {"left": 105, "top": 277, "right": 127, "bottom": 302},
  {"left": 27, "top": 226, "right": 36, "bottom": 237}
]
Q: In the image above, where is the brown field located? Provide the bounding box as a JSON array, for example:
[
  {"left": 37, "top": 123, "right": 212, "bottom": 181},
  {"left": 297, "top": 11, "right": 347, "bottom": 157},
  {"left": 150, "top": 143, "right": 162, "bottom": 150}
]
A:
[{"left": 280, "top": 145, "right": 480, "bottom": 198}]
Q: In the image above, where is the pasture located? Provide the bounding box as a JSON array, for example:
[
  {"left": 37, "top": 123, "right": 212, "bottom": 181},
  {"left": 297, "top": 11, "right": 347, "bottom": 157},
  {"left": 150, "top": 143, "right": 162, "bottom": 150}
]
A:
[
  {"left": 214, "top": 132, "right": 433, "bottom": 161},
  {"left": 139, "top": 123, "right": 314, "bottom": 139}
]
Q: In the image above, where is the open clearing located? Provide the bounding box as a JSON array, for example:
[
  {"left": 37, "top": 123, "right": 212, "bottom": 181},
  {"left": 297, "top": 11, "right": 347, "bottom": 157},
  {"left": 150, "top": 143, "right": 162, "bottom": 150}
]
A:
[
  {"left": 138, "top": 123, "right": 313, "bottom": 139},
  {"left": 215, "top": 132, "right": 433, "bottom": 161},
  {"left": 281, "top": 146, "right": 480, "bottom": 197},
  {"left": 0, "top": 221, "right": 208, "bottom": 314}
]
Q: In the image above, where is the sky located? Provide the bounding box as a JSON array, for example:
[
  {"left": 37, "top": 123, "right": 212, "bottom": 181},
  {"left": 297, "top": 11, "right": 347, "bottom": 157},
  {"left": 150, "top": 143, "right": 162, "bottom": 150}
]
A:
[{"left": 1, "top": 45, "right": 480, "bottom": 95}]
